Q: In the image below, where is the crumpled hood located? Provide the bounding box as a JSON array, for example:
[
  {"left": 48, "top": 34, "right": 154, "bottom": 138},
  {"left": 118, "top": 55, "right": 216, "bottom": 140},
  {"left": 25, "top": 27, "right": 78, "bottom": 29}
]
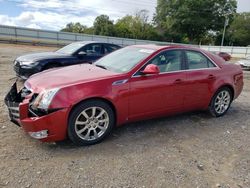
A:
[
  {"left": 16, "top": 52, "right": 71, "bottom": 63},
  {"left": 25, "top": 64, "right": 119, "bottom": 93}
]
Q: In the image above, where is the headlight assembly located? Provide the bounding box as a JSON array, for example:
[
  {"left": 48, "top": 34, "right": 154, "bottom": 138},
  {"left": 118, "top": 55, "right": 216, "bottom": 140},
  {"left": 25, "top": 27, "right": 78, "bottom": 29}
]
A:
[
  {"left": 32, "top": 88, "right": 60, "bottom": 110},
  {"left": 20, "top": 61, "right": 39, "bottom": 66}
]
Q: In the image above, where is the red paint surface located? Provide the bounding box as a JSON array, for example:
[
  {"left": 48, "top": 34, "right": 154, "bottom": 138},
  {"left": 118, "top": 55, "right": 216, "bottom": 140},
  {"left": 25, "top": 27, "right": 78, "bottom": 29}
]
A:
[{"left": 17, "top": 45, "right": 243, "bottom": 142}]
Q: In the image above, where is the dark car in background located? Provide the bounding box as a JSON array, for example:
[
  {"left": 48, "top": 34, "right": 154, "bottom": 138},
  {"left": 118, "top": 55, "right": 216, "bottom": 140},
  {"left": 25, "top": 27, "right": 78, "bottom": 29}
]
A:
[{"left": 14, "top": 41, "right": 121, "bottom": 79}]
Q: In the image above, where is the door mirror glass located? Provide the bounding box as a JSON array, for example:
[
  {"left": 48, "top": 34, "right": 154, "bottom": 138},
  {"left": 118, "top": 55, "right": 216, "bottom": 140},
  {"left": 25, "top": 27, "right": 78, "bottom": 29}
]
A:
[
  {"left": 78, "top": 51, "right": 87, "bottom": 56},
  {"left": 141, "top": 64, "right": 160, "bottom": 75}
]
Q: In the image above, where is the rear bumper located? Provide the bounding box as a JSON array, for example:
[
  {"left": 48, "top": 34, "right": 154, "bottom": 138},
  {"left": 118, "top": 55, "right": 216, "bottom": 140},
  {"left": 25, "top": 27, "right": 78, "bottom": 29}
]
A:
[{"left": 5, "top": 82, "right": 68, "bottom": 142}]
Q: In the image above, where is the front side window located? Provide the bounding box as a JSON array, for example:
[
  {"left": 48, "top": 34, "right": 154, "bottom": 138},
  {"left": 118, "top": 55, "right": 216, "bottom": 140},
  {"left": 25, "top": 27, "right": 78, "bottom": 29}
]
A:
[
  {"left": 82, "top": 44, "right": 102, "bottom": 55},
  {"left": 186, "top": 51, "right": 215, "bottom": 69},
  {"left": 139, "top": 50, "right": 183, "bottom": 73}
]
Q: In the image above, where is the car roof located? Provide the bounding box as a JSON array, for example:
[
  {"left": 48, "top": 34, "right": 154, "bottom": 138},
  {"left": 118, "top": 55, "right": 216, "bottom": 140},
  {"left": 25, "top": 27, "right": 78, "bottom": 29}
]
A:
[
  {"left": 130, "top": 44, "right": 201, "bottom": 51},
  {"left": 130, "top": 44, "right": 223, "bottom": 66},
  {"left": 73, "top": 41, "right": 120, "bottom": 46}
]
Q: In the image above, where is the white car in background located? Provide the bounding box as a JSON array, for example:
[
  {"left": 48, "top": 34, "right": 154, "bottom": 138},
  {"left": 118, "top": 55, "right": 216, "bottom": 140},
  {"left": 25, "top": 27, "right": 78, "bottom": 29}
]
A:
[{"left": 237, "top": 56, "right": 250, "bottom": 70}]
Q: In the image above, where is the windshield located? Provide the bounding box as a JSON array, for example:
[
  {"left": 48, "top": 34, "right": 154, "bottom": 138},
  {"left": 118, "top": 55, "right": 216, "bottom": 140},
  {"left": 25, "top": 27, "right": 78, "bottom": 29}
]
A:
[
  {"left": 94, "top": 47, "right": 155, "bottom": 73},
  {"left": 56, "top": 42, "right": 84, "bottom": 54}
]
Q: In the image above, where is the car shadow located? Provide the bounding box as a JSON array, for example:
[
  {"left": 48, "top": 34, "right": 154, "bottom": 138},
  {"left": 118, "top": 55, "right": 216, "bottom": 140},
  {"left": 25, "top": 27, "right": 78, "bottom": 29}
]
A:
[{"left": 49, "top": 110, "right": 214, "bottom": 150}]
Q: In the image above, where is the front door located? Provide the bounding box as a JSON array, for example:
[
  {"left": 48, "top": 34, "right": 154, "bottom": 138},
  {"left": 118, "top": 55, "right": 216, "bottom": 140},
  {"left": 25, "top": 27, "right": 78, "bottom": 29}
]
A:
[{"left": 128, "top": 50, "right": 187, "bottom": 120}]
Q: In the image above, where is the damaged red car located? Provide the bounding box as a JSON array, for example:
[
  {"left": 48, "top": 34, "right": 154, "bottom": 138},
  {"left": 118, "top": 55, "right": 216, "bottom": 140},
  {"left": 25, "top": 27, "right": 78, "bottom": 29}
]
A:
[{"left": 5, "top": 45, "right": 243, "bottom": 145}]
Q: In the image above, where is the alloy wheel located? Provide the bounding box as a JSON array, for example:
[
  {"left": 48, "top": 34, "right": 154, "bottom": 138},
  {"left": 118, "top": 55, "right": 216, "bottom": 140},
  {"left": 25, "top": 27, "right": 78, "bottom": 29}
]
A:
[
  {"left": 74, "top": 107, "right": 109, "bottom": 141},
  {"left": 214, "top": 90, "right": 231, "bottom": 114}
]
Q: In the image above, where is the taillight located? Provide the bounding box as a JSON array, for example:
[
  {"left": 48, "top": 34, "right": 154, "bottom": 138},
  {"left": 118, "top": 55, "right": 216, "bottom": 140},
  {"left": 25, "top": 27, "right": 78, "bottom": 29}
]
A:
[{"left": 234, "top": 73, "right": 243, "bottom": 85}]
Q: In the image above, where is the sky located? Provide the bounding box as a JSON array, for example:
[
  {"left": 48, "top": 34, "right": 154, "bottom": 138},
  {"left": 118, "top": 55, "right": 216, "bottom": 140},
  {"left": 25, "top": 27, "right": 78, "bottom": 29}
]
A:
[{"left": 0, "top": 0, "right": 249, "bottom": 31}]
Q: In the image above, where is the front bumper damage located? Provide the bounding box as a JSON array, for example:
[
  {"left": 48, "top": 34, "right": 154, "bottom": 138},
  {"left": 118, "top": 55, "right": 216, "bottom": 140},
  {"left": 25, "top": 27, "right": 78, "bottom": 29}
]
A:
[
  {"left": 4, "top": 82, "right": 68, "bottom": 142},
  {"left": 4, "top": 82, "right": 21, "bottom": 126}
]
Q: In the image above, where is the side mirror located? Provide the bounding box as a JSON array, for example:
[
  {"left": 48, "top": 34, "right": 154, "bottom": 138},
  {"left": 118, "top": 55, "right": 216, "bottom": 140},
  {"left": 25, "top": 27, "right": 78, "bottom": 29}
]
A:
[
  {"left": 141, "top": 64, "right": 160, "bottom": 75},
  {"left": 78, "top": 51, "right": 87, "bottom": 56}
]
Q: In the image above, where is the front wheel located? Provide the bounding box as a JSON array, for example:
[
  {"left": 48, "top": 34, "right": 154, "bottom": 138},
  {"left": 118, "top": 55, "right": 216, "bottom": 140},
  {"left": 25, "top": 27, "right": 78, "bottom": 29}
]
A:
[
  {"left": 68, "top": 100, "right": 115, "bottom": 146},
  {"left": 209, "top": 87, "right": 232, "bottom": 117}
]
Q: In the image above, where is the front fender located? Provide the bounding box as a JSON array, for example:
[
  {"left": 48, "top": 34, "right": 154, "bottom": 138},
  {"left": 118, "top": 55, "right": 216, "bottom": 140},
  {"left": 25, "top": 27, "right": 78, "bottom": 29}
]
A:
[{"left": 48, "top": 78, "right": 130, "bottom": 125}]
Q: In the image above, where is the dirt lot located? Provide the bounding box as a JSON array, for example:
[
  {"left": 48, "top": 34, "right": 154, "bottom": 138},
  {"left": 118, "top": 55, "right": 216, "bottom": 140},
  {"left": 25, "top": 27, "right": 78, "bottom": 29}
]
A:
[{"left": 0, "top": 43, "right": 249, "bottom": 188}]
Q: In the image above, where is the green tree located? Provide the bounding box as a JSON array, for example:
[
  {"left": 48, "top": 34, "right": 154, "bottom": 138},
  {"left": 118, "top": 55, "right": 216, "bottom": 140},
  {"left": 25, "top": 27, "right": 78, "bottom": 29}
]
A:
[
  {"left": 114, "top": 15, "right": 134, "bottom": 38},
  {"left": 61, "top": 22, "right": 87, "bottom": 33},
  {"left": 154, "top": 0, "right": 237, "bottom": 43},
  {"left": 114, "top": 10, "right": 162, "bottom": 40},
  {"left": 93, "top": 15, "right": 114, "bottom": 36},
  {"left": 228, "top": 12, "right": 250, "bottom": 46}
]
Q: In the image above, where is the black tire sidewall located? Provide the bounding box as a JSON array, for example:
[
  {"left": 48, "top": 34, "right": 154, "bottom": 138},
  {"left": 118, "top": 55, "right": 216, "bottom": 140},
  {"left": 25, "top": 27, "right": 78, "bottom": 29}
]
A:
[
  {"left": 68, "top": 100, "right": 115, "bottom": 146},
  {"left": 209, "top": 87, "right": 232, "bottom": 117}
]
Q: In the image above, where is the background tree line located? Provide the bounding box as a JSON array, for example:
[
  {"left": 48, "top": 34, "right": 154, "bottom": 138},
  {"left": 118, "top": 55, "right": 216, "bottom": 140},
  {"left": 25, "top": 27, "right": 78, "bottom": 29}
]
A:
[{"left": 61, "top": 0, "right": 250, "bottom": 46}]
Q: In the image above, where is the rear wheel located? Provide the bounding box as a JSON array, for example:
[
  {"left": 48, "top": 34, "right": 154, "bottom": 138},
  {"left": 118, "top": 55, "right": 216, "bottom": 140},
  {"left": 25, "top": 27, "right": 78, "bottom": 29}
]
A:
[
  {"left": 68, "top": 100, "right": 115, "bottom": 146},
  {"left": 209, "top": 87, "right": 232, "bottom": 117}
]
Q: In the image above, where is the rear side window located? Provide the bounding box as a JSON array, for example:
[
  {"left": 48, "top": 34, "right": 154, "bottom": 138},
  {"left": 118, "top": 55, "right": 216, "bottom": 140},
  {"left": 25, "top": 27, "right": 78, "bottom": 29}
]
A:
[
  {"left": 104, "top": 44, "right": 120, "bottom": 54},
  {"left": 186, "top": 51, "right": 215, "bottom": 69}
]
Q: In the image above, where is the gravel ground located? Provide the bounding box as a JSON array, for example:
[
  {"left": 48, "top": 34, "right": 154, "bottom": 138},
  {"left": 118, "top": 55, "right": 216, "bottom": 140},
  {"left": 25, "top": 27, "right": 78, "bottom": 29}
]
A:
[{"left": 0, "top": 43, "right": 249, "bottom": 188}]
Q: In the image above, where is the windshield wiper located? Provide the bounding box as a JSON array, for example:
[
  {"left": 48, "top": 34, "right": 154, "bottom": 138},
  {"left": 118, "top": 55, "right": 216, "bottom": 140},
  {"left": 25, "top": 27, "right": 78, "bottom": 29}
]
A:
[{"left": 95, "top": 64, "right": 107, "bottom": 70}]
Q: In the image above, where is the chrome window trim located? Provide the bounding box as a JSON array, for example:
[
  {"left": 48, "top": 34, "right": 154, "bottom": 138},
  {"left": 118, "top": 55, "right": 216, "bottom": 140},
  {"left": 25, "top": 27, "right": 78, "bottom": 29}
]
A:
[
  {"left": 132, "top": 67, "right": 220, "bottom": 78},
  {"left": 112, "top": 79, "right": 129, "bottom": 85},
  {"left": 131, "top": 48, "right": 220, "bottom": 78}
]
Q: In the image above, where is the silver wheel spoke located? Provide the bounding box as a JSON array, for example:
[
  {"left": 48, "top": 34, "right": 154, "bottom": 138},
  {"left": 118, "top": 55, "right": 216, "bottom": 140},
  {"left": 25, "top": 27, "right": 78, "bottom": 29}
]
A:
[
  {"left": 215, "top": 101, "right": 220, "bottom": 105},
  {"left": 218, "top": 94, "right": 222, "bottom": 100},
  {"left": 96, "top": 109, "right": 105, "bottom": 119},
  {"left": 220, "top": 105, "right": 224, "bottom": 113},
  {"left": 215, "top": 105, "right": 220, "bottom": 111},
  {"left": 75, "top": 120, "right": 87, "bottom": 125},
  {"left": 97, "top": 125, "right": 106, "bottom": 131},
  {"left": 91, "top": 107, "right": 96, "bottom": 118},
  {"left": 93, "top": 129, "right": 98, "bottom": 138},
  {"left": 81, "top": 111, "right": 89, "bottom": 119},
  {"left": 76, "top": 126, "right": 88, "bottom": 134},
  {"left": 222, "top": 91, "right": 226, "bottom": 98},
  {"left": 99, "top": 119, "right": 109, "bottom": 123},
  {"left": 83, "top": 129, "right": 91, "bottom": 140}
]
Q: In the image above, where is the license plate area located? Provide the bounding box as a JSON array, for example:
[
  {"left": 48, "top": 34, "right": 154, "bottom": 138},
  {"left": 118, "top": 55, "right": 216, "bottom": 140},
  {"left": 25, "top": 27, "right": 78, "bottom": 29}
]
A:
[{"left": 5, "top": 82, "right": 22, "bottom": 126}]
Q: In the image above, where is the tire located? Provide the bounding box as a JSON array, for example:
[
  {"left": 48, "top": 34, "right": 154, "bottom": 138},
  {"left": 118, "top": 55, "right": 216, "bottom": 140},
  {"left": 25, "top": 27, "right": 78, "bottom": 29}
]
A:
[
  {"left": 68, "top": 100, "right": 115, "bottom": 146},
  {"left": 208, "top": 87, "right": 232, "bottom": 117}
]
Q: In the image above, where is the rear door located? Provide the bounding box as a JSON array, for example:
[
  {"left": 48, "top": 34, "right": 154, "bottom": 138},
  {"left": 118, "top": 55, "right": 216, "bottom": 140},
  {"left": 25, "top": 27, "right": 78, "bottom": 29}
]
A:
[
  {"left": 183, "top": 50, "right": 219, "bottom": 110},
  {"left": 128, "top": 50, "right": 187, "bottom": 120}
]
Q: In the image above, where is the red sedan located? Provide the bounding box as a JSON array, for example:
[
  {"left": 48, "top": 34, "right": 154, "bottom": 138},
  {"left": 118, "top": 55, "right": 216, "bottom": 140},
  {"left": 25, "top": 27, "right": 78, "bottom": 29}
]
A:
[{"left": 5, "top": 45, "right": 243, "bottom": 145}]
